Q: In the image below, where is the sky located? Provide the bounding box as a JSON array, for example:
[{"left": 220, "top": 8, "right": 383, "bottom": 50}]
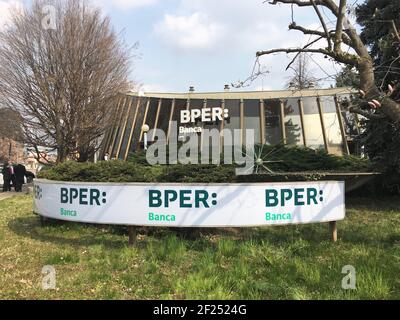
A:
[{"left": 0, "top": 0, "right": 355, "bottom": 93}]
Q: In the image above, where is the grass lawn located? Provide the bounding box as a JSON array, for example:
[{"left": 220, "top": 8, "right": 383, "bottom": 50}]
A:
[{"left": 0, "top": 195, "right": 399, "bottom": 300}]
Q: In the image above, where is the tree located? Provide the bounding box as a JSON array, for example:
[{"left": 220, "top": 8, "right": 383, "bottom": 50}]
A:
[
  {"left": 335, "top": 65, "right": 360, "bottom": 88},
  {"left": 0, "top": 108, "right": 23, "bottom": 163},
  {"left": 0, "top": 108, "right": 23, "bottom": 142},
  {"left": 0, "top": 0, "right": 133, "bottom": 163},
  {"left": 256, "top": 0, "right": 400, "bottom": 123},
  {"left": 356, "top": 0, "right": 400, "bottom": 90},
  {"left": 286, "top": 53, "right": 319, "bottom": 89},
  {"left": 354, "top": 0, "right": 400, "bottom": 175}
]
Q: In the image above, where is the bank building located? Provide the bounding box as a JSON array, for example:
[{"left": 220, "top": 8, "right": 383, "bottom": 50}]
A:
[{"left": 101, "top": 87, "right": 361, "bottom": 160}]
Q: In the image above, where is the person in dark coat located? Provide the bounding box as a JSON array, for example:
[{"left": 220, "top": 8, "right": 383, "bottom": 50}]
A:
[
  {"left": 25, "top": 171, "right": 36, "bottom": 184},
  {"left": 2, "top": 161, "right": 12, "bottom": 192},
  {"left": 13, "top": 164, "right": 27, "bottom": 192}
]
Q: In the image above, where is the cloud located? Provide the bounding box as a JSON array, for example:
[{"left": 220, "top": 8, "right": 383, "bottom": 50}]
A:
[
  {"left": 93, "top": 0, "right": 157, "bottom": 11},
  {"left": 0, "top": 0, "right": 22, "bottom": 30},
  {"left": 141, "top": 83, "right": 170, "bottom": 92},
  {"left": 152, "top": 0, "right": 339, "bottom": 88},
  {"left": 154, "top": 12, "right": 225, "bottom": 50}
]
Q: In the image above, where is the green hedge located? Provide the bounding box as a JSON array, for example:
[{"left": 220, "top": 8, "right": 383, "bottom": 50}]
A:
[
  {"left": 38, "top": 146, "right": 373, "bottom": 183},
  {"left": 254, "top": 146, "right": 372, "bottom": 172}
]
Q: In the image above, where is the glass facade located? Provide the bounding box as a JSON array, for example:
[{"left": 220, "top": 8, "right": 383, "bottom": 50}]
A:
[
  {"left": 104, "top": 89, "right": 354, "bottom": 159},
  {"left": 264, "top": 99, "right": 282, "bottom": 145},
  {"left": 156, "top": 98, "right": 173, "bottom": 140},
  {"left": 146, "top": 98, "right": 160, "bottom": 131},
  {"left": 174, "top": 99, "right": 190, "bottom": 141},
  {"left": 202, "top": 99, "right": 223, "bottom": 158},
  {"left": 223, "top": 99, "right": 241, "bottom": 147},
  {"left": 110, "top": 97, "right": 128, "bottom": 158},
  {"left": 320, "top": 96, "right": 344, "bottom": 155},
  {"left": 301, "top": 97, "right": 325, "bottom": 150},
  {"left": 118, "top": 97, "right": 138, "bottom": 159},
  {"left": 283, "top": 98, "right": 304, "bottom": 146},
  {"left": 243, "top": 99, "right": 261, "bottom": 145},
  {"left": 127, "top": 97, "right": 148, "bottom": 155}
]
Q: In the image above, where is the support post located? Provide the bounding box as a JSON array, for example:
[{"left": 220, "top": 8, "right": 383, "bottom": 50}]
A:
[
  {"left": 128, "top": 226, "right": 137, "bottom": 246},
  {"left": 329, "top": 221, "right": 337, "bottom": 242}
]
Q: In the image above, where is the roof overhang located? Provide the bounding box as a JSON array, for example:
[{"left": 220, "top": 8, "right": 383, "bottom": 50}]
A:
[{"left": 125, "top": 87, "right": 355, "bottom": 100}]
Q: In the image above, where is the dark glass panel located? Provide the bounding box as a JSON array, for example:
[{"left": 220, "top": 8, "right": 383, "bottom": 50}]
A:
[
  {"left": 145, "top": 98, "right": 160, "bottom": 130},
  {"left": 110, "top": 98, "right": 129, "bottom": 158},
  {"left": 224, "top": 99, "right": 240, "bottom": 130},
  {"left": 118, "top": 97, "right": 138, "bottom": 159},
  {"left": 244, "top": 99, "right": 261, "bottom": 144},
  {"left": 171, "top": 99, "right": 189, "bottom": 141},
  {"left": 157, "top": 98, "right": 173, "bottom": 135},
  {"left": 128, "top": 97, "right": 148, "bottom": 153},
  {"left": 203, "top": 99, "right": 222, "bottom": 130},
  {"left": 202, "top": 99, "right": 223, "bottom": 158},
  {"left": 264, "top": 99, "right": 282, "bottom": 145}
]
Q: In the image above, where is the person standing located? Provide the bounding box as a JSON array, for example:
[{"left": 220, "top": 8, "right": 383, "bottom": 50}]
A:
[
  {"left": 9, "top": 163, "right": 16, "bottom": 192},
  {"left": 2, "top": 162, "right": 11, "bottom": 192},
  {"left": 14, "top": 164, "right": 26, "bottom": 192}
]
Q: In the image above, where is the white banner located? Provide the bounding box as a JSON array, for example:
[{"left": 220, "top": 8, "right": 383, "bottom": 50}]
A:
[{"left": 33, "top": 179, "right": 345, "bottom": 227}]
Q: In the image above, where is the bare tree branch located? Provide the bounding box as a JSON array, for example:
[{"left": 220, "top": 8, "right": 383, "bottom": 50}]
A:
[
  {"left": 259, "top": 0, "right": 400, "bottom": 122},
  {"left": 334, "top": 0, "right": 347, "bottom": 54},
  {"left": 289, "top": 23, "right": 353, "bottom": 47},
  {"left": 269, "top": 0, "right": 339, "bottom": 16},
  {"left": 391, "top": 20, "right": 400, "bottom": 42},
  {"left": 348, "top": 107, "right": 387, "bottom": 120},
  {"left": 0, "top": 0, "right": 135, "bottom": 162},
  {"left": 310, "top": 0, "right": 332, "bottom": 50},
  {"left": 285, "top": 36, "right": 324, "bottom": 70}
]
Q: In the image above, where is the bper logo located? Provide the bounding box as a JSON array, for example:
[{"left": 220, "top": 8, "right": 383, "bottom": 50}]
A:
[
  {"left": 34, "top": 185, "right": 43, "bottom": 200},
  {"left": 149, "top": 189, "right": 218, "bottom": 208},
  {"left": 60, "top": 188, "right": 106, "bottom": 206},
  {"left": 265, "top": 188, "right": 324, "bottom": 207},
  {"left": 180, "top": 107, "right": 229, "bottom": 124}
]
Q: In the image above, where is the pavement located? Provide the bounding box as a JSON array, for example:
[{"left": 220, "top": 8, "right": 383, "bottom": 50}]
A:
[
  {"left": 0, "top": 192, "right": 19, "bottom": 201},
  {"left": 0, "top": 184, "right": 33, "bottom": 202}
]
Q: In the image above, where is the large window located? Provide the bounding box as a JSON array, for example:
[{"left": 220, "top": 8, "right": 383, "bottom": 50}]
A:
[
  {"left": 128, "top": 97, "right": 148, "bottom": 153},
  {"left": 118, "top": 97, "right": 138, "bottom": 159},
  {"left": 171, "top": 99, "right": 188, "bottom": 141},
  {"left": 223, "top": 99, "right": 241, "bottom": 146},
  {"left": 320, "top": 96, "right": 344, "bottom": 155},
  {"left": 156, "top": 99, "right": 173, "bottom": 138},
  {"left": 110, "top": 98, "right": 129, "bottom": 158},
  {"left": 283, "top": 98, "right": 303, "bottom": 146},
  {"left": 337, "top": 94, "right": 360, "bottom": 136},
  {"left": 188, "top": 99, "right": 204, "bottom": 126},
  {"left": 145, "top": 98, "right": 160, "bottom": 131},
  {"left": 202, "top": 99, "right": 222, "bottom": 159},
  {"left": 244, "top": 99, "right": 261, "bottom": 144},
  {"left": 224, "top": 99, "right": 240, "bottom": 131},
  {"left": 264, "top": 99, "right": 282, "bottom": 145},
  {"left": 302, "top": 97, "right": 325, "bottom": 150},
  {"left": 203, "top": 99, "right": 222, "bottom": 130}
]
